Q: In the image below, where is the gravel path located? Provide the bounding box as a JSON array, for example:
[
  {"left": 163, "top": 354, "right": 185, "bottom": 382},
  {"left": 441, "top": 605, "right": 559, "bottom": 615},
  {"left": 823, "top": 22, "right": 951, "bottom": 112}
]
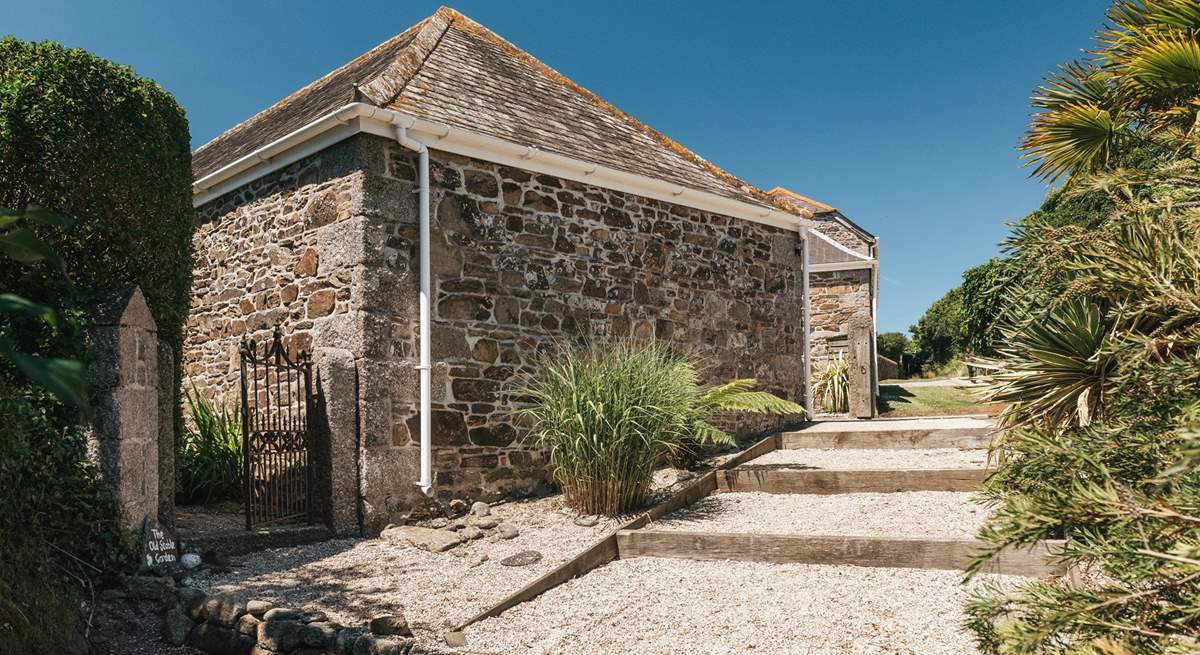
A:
[
  {"left": 465, "top": 557, "right": 1008, "bottom": 655},
  {"left": 190, "top": 495, "right": 618, "bottom": 637},
  {"left": 747, "top": 447, "right": 989, "bottom": 470},
  {"left": 655, "top": 491, "right": 988, "bottom": 539}
]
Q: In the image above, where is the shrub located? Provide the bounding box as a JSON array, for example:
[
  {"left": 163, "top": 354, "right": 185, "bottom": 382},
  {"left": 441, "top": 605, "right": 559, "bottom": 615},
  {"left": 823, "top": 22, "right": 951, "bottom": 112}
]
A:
[
  {"left": 0, "top": 36, "right": 194, "bottom": 431},
  {"left": 518, "top": 340, "right": 804, "bottom": 515},
  {"left": 0, "top": 40, "right": 191, "bottom": 651},
  {"left": 813, "top": 354, "right": 849, "bottom": 413},
  {"left": 177, "top": 388, "right": 244, "bottom": 505}
]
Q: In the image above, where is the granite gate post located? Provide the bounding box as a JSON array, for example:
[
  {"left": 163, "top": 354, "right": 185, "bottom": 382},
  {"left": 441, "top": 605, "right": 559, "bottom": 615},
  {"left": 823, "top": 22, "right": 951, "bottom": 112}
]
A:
[{"left": 87, "top": 287, "right": 161, "bottom": 531}]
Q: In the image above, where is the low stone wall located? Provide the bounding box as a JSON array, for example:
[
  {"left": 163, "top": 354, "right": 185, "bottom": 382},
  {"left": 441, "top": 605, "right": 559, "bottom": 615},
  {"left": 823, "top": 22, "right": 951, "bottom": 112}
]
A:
[{"left": 160, "top": 585, "right": 413, "bottom": 654}]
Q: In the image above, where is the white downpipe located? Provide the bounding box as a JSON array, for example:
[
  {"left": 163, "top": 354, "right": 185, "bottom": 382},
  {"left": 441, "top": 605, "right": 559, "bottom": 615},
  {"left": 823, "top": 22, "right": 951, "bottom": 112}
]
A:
[
  {"left": 393, "top": 119, "right": 434, "bottom": 498},
  {"left": 800, "top": 226, "right": 813, "bottom": 416}
]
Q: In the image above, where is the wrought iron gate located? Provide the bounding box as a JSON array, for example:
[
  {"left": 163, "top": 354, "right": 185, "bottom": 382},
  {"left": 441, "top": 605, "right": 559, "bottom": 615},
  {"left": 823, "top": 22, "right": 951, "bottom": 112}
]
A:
[{"left": 239, "top": 328, "right": 314, "bottom": 529}]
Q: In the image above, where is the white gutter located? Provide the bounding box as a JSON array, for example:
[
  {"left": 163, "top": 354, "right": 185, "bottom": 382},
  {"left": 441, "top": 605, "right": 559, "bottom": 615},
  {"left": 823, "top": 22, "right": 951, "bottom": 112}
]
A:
[
  {"left": 388, "top": 116, "right": 435, "bottom": 498},
  {"left": 800, "top": 226, "right": 813, "bottom": 416},
  {"left": 192, "top": 103, "right": 817, "bottom": 232}
]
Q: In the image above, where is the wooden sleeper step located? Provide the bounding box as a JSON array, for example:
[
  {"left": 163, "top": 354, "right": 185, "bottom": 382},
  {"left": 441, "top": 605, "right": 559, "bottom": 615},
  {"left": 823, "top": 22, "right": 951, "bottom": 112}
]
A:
[
  {"left": 615, "top": 529, "right": 1064, "bottom": 577},
  {"left": 780, "top": 428, "right": 992, "bottom": 450},
  {"left": 718, "top": 467, "right": 987, "bottom": 494}
]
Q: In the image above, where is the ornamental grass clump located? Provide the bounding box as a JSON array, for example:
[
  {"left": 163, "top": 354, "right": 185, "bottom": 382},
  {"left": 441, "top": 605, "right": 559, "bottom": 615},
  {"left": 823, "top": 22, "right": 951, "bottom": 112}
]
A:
[
  {"left": 177, "top": 388, "right": 244, "bottom": 505},
  {"left": 518, "top": 341, "right": 691, "bottom": 516},
  {"left": 518, "top": 340, "right": 805, "bottom": 516}
]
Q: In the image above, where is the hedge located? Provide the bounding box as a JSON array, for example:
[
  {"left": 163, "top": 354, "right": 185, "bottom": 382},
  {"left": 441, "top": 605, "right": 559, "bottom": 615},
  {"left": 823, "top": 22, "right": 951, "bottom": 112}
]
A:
[
  {"left": 0, "top": 38, "right": 194, "bottom": 650},
  {"left": 0, "top": 37, "right": 194, "bottom": 364}
]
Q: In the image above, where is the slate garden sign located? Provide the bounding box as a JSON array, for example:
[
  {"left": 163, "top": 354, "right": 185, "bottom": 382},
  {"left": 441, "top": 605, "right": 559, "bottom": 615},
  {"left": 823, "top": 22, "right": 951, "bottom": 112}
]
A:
[{"left": 140, "top": 517, "right": 180, "bottom": 574}]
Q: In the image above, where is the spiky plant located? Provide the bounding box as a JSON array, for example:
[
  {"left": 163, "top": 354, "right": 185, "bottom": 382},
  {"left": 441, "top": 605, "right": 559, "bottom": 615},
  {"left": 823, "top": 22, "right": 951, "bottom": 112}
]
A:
[
  {"left": 517, "top": 340, "right": 804, "bottom": 514},
  {"left": 177, "top": 387, "right": 244, "bottom": 505},
  {"left": 812, "top": 354, "right": 850, "bottom": 414}
]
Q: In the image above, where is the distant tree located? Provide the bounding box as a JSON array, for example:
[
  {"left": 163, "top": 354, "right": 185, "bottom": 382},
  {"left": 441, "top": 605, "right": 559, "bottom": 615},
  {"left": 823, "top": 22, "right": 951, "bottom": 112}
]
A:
[
  {"left": 909, "top": 287, "right": 965, "bottom": 372},
  {"left": 876, "top": 331, "right": 909, "bottom": 367}
]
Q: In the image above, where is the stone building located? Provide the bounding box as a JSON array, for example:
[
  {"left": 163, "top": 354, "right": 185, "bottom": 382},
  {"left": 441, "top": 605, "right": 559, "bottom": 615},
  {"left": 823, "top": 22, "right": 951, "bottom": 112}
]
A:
[{"left": 184, "top": 6, "right": 878, "bottom": 534}]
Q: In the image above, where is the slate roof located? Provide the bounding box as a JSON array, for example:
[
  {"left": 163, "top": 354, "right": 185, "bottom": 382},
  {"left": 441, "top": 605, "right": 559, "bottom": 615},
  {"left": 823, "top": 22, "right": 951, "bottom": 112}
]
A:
[{"left": 192, "top": 7, "right": 811, "bottom": 217}]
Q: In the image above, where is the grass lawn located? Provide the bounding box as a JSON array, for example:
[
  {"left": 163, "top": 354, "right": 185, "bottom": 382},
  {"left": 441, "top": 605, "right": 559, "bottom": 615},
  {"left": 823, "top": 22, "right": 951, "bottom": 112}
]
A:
[{"left": 877, "top": 382, "right": 1000, "bottom": 417}]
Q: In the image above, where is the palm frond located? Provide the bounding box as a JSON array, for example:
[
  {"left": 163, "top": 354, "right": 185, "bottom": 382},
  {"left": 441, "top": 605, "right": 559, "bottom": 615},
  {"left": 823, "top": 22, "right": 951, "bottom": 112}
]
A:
[{"left": 1022, "top": 102, "right": 1130, "bottom": 183}]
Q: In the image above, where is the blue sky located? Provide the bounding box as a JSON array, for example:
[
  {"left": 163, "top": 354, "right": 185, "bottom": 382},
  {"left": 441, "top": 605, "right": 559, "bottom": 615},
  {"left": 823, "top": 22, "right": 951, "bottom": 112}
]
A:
[{"left": 6, "top": 0, "right": 1110, "bottom": 333}]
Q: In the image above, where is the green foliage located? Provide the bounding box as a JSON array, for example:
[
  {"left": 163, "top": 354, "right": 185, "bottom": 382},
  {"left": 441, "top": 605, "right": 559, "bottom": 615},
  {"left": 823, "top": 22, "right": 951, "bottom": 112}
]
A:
[
  {"left": 877, "top": 331, "right": 909, "bottom": 368},
  {"left": 812, "top": 354, "right": 850, "bottom": 413},
  {"left": 0, "top": 41, "right": 191, "bottom": 652},
  {"left": 0, "top": 207, "right": 84, "bottom": 406},
  {"left": 517, "top": 340, "right": 803, "bottom": 515},
  {"left": 177, "top": 389, "right": 244, "bottom": 505},
  {"left": 909, "top": 286, "right": 966, "bottom": 372},
  {"left": 0, "top": 383, "right": 131, "bottom": 654},
  {"left": 0, "top": 36, "right": 194, "bottom": 430}
]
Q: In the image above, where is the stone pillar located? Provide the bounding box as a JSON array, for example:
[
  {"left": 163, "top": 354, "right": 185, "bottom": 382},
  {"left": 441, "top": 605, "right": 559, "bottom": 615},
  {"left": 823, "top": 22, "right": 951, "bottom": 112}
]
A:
[
  {"left": 87, "top": 287, "right": 160, "bottom": 531},
  {"left": 313, "top": 347, "right": 362, "bottom": 535},
  {"left": 848, "top": 319, "right": 876, "bottom": 419},
  {"left": 157, "top": 339, "right": 176, "bottom": 531}
]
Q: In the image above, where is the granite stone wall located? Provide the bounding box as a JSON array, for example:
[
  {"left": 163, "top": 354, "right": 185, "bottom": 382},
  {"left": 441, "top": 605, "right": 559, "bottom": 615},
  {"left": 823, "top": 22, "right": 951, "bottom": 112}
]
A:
[{"left": 186, "top": 133, "right": 811, "bottom": 532}]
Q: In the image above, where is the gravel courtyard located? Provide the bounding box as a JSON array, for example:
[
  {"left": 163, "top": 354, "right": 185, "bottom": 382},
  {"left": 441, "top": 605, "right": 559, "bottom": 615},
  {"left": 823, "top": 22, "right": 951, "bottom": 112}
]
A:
[
  {"left": 189, "top": 495, "right": 618, "bottom": 640},
  {"left": 465, "top": 557, "right": 1011, "bottom": 655}
]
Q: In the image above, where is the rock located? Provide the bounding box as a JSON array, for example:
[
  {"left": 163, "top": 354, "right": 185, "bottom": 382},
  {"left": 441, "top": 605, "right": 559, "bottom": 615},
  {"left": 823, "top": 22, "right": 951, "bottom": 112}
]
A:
[
  {"left": 181, "top": 553, "right": 202, "bottom": 569},
  {"left": 333, "top": 628, "right": 364, "bottom": 654},
  {"left": 460, "top": 526, "right": 484, "bottom": 540},
  {"left": 214, "top": 597, "right": 247, "bottom": 627},
  {"left": 428, "top": 517, "right": 449, "bottom": 529},
  {"left": 448, "top": 519, "right": 467, "bottom": 531},
  {"left": 126, "top": 575, "right": 175, "bottom": 603},
  {"left": 470, "top": 501, "right": 491, "bottom": 517},
  {"left": 237, "top": 614, "right": 261, "bottom": 636},
  {"left": 573, "top": 516, "right": 599, "bottom": 527},
  {"left": 470, "top": 516, "right": 498, "bottom": 530},
  {"left": 161, "top": 607, "right": 192, "bottom": 646},
  {"left": 497, "top": 523, "right": 519, "bottom": 539},
  {"left": 258, "top": 619, "right": 305, "bottom": 651},
  {"left": 263, "top": 607, "right": 308, "bottom": 622},
  {"left": 448, "top": 499, "right": 468, "bottom": 515},
  {"left": 302, "top": 621, "right": 340, "bottom": 646},
  {"left": 354, "top": 634, "right": 410, "bottom": 655},
  {"left": 369, "top": 614, "right": 413, "bottom": 637},
  {"left": 246, "top": 599, "right": 274, "bottom": 617},
  {"left": 187, "top": 622, "right": 254, "bottom": 654},
  {"left": 469, "top": 554, "right": 489, "bottom": 568},
  {"left": 382, "top": 525, "right": 464, "bottom": 552},
  {"left": 500, "top": 550, "right": 543, "bottom": 567},
  {"left": 178, "top": 587, "right": 207, "bottom": 620}
]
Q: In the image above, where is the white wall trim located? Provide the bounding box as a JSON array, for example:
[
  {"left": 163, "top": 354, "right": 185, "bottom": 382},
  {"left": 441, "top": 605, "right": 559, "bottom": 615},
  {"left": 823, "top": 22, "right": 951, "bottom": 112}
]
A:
[
  {"left": 809, "top": 260, "right": 875, "bottom": 273},
  {"left": 193, "top": 103, "right": 817, "bottom": 232}
]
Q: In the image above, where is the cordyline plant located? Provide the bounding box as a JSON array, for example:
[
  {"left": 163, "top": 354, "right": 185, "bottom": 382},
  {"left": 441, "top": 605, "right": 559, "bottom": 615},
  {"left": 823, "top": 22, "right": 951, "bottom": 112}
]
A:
[
  {"left": 515, "top": 340, "right": 804, "bottom": 516},
  {"left": 812, "top": 353, "right": 850, "bottom": 414}
]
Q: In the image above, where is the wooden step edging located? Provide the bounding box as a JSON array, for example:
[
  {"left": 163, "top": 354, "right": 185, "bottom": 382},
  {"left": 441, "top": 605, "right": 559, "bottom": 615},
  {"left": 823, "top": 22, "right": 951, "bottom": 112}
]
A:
[
  {"left": 614, "top": 530, "right": 1066, "bottom": 577},
  {"left": 781, "top": 428, "right": 993, "bottom": 450},
  {"left": 443, "top": 433, "right": 780, "bottom": 646},
  {"left": 718, "top": 467, "right": 987, "bottom": 494}
]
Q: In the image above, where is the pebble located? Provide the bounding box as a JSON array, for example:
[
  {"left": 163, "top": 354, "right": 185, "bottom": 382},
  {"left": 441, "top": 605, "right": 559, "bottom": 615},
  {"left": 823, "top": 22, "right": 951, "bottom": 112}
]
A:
[
  {"left": 470, "top": 501, "right": 491, "bottom": 517},
  {"left": 500, "top": 550, "right": 543, "bottom": 567},
  {"left": 369, "top": 614, "right": 413, "bottom": 637},
  {"left": 181, "top": 553, "right": 202, "bottom": 569},
  {"left": 461, "top": 526, "right": 484, "bottom": 540},
  {"left": 497, "top": 524, "right": 519, "bottom": 540}
]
